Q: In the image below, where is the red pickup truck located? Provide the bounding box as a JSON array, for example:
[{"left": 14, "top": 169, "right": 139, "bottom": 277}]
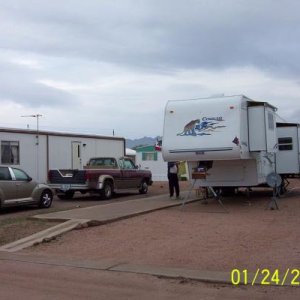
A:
[{"left": 48, "top": 157, "right": 152, "bottom": 200}]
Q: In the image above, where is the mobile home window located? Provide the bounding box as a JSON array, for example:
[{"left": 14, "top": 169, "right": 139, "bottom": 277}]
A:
[
  {"left": 278, "top": 137, "right": 293, "bottom": 151},
  {"left": 142, "top": 152, "right": 158, "bottom": 161},
  {"left": 1, "top": 141, "right": 20, "bottom": 164}
]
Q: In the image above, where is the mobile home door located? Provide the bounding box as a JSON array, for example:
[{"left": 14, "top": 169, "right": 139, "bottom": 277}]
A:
[{"left": 72, "top": 141, "right": 82, "bottom": 169}]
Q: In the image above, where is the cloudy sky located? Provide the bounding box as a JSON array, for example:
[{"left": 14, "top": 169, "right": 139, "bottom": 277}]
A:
[{"left": 0, "top": 0, "right": 299, "bottom": 138}]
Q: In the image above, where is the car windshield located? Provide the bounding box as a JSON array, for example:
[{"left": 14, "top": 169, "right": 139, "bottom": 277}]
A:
[{"left": 12, "top": 168, "right": 29, "bottom": 181}]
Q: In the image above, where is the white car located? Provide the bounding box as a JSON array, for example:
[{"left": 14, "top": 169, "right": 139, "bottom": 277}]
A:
[{"left": 0, "top": 166, "right": 53, "bottom": 210}]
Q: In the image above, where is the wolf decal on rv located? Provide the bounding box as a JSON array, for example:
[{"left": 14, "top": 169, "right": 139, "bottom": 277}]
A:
[{"left": 177, "top": 117, "right": 226, "bottom": 136}]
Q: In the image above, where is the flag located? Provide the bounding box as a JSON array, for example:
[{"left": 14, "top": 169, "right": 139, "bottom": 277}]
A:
[{"left": 155, "top": 139, "right": 162, "bottom": 151}]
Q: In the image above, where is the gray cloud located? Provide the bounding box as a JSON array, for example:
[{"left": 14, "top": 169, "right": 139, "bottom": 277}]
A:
[
  {"left": 1, "top": 1, "right": 299, "bottom": 75},
  {"left": 0, "top": 60, "right": 74, "bottom": 107},
  {"left": 0, "top": 0, "right": 299, "bottom": 137}
]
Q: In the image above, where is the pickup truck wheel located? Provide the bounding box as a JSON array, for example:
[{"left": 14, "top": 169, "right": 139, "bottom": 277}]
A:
[
  {"left": 139, "top": 181, "right": 148, "bottom": 194},
  {"left": 101, "top": 181, "right": 113, "bottom": 200},
  {"left": 39, "top": 190, "right": 53, "bottom": 208},
  {"left": 57, "top": 191, "right": 75, "bottom": 200}
]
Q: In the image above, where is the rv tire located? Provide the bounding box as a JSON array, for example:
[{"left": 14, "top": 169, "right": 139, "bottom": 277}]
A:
[{"left": 57, "top": 191, "right": 75, "bottom": 200}]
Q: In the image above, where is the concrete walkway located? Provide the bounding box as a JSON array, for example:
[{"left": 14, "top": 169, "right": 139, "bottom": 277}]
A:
[
  {"left": 33, "top": 191, "right": 196, "bottom": 224},
  {"left": 0, "top": 191, "right": 198, "bottom": 252}
]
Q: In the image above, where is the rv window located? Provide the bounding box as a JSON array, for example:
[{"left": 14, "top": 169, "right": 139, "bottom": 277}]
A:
[
  {"left": 1, "top": 141, "right": 20, "bottom": 165},
  {"left": 278, "top": 137, "right": 293, "bottom": 151}
]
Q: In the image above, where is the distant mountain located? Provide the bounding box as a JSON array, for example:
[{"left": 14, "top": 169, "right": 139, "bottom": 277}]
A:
[{"left": 126, "top": 136, "right": 161, "bottom": 149}]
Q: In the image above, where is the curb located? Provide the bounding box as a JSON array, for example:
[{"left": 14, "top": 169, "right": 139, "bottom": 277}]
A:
[
  {"left": 0, "top": 219, "right": 89, "bottom": 252},
  {"left": 109, "top": 263, "right": 231, "bottom": 284},
  {"left": 0, "top": 252, "right": 232, "bottom": 284},
  {"left": 0, "top": 253, "right": 294, "bottom": 287}
]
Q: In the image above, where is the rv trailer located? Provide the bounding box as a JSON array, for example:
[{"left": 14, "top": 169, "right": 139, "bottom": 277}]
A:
[
  {"left": 276, "top": 123, "right": 300, "bottom": 177},
  {"left": 162, "top": 95, "right": 281, "bottom": 192}
]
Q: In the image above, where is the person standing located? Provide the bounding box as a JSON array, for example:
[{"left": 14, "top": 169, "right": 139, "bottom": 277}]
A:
[{"left": 167, "top": 161, "right": 181, "bottom": 199}]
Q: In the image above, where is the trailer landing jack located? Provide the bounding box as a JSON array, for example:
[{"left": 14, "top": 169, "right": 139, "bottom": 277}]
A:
[
  {"left": 182, "top": 181, "right": 228, "bottom": 213},
  {"left": 267, "top": 186, "right": 280, "bottom": 210}
]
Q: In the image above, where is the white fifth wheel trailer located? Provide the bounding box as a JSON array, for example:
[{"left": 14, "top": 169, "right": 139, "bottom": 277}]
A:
[
  {"left": 162, "top": 95, "right": 280, "bottom": 191},
  {"left": 276, "top": 123, "right": 300, "bottom": 176}
]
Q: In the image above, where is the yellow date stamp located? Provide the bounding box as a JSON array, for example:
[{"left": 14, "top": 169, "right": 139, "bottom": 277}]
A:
[{"left": 231, "top": 269, "right": 300, "bottom": 286}]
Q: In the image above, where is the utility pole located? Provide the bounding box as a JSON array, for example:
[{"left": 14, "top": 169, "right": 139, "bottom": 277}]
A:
[{"left": 21, "top": 114, "right": 42, "bottom": 181}]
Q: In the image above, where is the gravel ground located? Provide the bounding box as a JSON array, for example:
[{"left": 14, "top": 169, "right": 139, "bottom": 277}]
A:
[
  {"left": 0, "top": 181, "right": 188, "bottom": 246},
  {"left": 0, "top": 218, "right": 60, "bottom": 246},
  {"left": 23, "top": 180, "right": 300, "bottom": 273}
]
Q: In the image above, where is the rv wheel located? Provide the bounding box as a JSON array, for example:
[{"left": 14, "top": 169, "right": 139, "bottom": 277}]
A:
[
  {"left": 278, "top": 182, "right": 287, "bottom": 195},
  {"left": 57, "top": 191, "right": 75, "bottom": 200},
  {"left": 221, "top": 187, "right": 236, "bottom": 197}
]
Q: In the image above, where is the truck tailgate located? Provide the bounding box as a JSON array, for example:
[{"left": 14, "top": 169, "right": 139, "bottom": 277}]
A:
[{"left": 48, "top": 169, "right": 86, "bottom": 184}]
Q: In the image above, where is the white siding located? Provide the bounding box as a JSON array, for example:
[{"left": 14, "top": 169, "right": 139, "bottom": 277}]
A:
[
  {"left": 0, "top": 132, "right": 47, "bottom": 183},
  {"left": 248, "top": 106, "right": 277, "bottom": 153},
  {"left": 162, "top": 95, "right": 244, "bottom": 161},
  {"left": 276, "top": 126, "right": 300, "bottom": 174},
  {"left": 248, "top": 106, "right": 266, "bottom": 151},
  {"left": 48, "top": 136, "right": 124, "bottom": 169},
  {"left": 0, "top": 130, "right": 125, "bottom": 183},
  {"left": 136, "top": 151, "right": 168, "bottom": 181},
  {"left": 240, "top": 105, "right": 251, "bottom": 159}
]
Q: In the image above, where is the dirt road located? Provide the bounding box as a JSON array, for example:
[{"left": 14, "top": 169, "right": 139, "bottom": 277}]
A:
[
  {"left": 1, "top": 181, "right": 300, "bottom": 299},
  {"left": 0, "top": 258, "right": 298, "bottom": 300},
  {"left": 23, "top": 186, "right": 300, "bottom": 273}
]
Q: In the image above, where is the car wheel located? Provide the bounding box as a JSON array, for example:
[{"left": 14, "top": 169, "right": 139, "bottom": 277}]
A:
[
  {"left": 139, "top": 180, "right": 148, "bottom": 194},
  {"left": 101, "top": 181, "right": 113, "bottom": 200},
  {"left": 39, "top": 190, "right": 53, "bottom": 208},
  {"left": 57, "top": 191, "right": 75, "bottom": 200}
]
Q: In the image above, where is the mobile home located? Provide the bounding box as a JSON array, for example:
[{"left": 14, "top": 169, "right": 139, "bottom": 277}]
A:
[
  {"left": 135, "top": 145, "right": 168, "bottom": 181},
  {"left": 162, "top": 95, "right": 280, "bottom": 190},
  {"left": 0, "top": 128, "right": 125, "bottom": 183}
]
